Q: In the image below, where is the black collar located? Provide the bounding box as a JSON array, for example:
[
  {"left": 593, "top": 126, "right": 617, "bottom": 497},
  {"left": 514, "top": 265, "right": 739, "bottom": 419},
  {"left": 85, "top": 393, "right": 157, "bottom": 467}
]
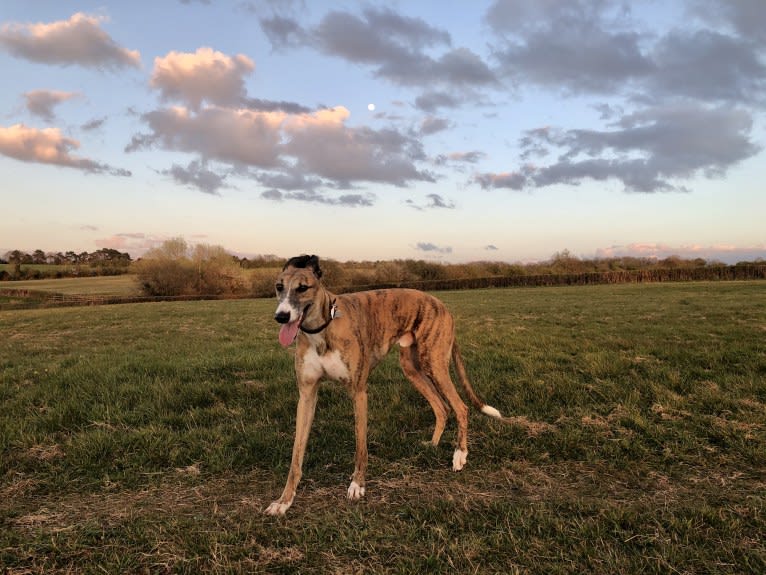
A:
[{"left": 300, "top": 299, "right": 337, "bottom": 334}]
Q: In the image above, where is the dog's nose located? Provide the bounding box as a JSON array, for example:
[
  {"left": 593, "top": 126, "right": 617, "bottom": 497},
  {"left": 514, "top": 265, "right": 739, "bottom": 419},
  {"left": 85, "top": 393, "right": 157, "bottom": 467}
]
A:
[{"left": 274, "top": 311, "right": 291, "bottom": 324}]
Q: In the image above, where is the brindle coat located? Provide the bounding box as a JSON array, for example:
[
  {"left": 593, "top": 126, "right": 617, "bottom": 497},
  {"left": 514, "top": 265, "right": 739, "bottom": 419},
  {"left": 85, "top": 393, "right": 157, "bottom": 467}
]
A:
[{"left": 265, "top": 255, "right": 501, "bottom": 516}]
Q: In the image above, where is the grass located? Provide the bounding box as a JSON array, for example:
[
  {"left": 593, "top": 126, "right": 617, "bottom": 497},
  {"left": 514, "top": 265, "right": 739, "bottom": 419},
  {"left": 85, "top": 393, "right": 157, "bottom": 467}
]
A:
[
  {"left": 1, "top": 282, "right": 764, "bottom": 574},
  {"left": 0, "top": 274, "right": 141, "bottom": 297}
]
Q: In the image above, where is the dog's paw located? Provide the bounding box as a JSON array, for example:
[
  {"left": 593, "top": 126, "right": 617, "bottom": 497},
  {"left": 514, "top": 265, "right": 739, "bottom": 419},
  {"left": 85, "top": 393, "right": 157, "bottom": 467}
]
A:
[
  {"left": 452, "top": 448, "right": 467, "bottom": 471},
  {"left": 347, "top": 481, "right": 366, "bottom": 500},
  {"left": 264, "top": 500, "right": 291, "bottom": 516}
]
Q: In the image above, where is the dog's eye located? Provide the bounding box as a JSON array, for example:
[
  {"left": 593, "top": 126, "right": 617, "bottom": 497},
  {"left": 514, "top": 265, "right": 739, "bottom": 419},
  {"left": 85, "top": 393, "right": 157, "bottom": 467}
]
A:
[
  {"left": 275, "top": 283, "right": 284, "bottom": 293},
  {"left": 296, "top": 284, "right": 310, "bottom": 293}
]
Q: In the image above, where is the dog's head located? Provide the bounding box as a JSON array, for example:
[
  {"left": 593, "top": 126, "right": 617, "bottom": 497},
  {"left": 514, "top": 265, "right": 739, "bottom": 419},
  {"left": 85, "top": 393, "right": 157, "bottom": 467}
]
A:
[{"left": 274, "top": 255, "right": 323, "bottom": 346}]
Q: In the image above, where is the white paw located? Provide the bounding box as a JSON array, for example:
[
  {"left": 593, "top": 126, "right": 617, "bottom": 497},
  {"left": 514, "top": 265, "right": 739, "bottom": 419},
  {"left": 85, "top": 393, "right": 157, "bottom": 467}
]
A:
[
  {"left": 264, "top": 500, "right": 291, "bottom": 516},
  {"left": 452, "top": 448, "right": 467, "bottom": 471},
  {"left": 347, "top": 481, "right": 366, "bottom": 500}
]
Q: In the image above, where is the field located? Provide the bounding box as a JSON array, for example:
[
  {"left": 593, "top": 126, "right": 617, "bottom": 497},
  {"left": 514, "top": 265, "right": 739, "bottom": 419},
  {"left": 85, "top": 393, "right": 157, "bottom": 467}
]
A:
[
  {"left": 0, "top": 274, "right": 142, "bottom": 297},
  {"left": 1, "top": 282, "right": 764, "bottom": 574}
]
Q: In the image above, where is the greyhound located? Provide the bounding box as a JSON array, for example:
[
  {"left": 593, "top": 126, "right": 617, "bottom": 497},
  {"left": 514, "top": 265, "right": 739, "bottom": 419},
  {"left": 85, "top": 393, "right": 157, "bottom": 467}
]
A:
[{"left": 265, "top": 255, "right": 502, "bottom": 516}]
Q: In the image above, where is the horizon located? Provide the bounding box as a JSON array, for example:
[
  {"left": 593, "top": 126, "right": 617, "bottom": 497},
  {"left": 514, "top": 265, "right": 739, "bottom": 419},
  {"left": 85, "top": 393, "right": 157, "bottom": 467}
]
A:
[
  {"left": 2, "top": 242, "right": 764, "bottom": 267},
  {"left": 2, "top": 1, "right": 765, "bottom": 265}
]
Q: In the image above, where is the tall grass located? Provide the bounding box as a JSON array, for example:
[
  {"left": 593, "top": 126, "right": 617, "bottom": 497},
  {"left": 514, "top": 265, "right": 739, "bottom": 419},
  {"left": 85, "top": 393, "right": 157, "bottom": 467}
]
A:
[{"left": 1, "top": 282, "right": 764, "bottom": 573}]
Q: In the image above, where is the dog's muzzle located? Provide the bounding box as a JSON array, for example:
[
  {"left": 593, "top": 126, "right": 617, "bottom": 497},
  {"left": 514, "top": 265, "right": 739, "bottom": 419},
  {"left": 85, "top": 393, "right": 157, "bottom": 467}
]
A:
[{"left": 274, "top": 311, "right": 291, "bottom": 324}]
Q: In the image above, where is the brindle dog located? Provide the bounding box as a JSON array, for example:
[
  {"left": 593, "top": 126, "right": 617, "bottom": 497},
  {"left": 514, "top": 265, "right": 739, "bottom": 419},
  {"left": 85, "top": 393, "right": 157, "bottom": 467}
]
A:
[{"left": 265, "top": 255, "right": 502, "bottom": 516}]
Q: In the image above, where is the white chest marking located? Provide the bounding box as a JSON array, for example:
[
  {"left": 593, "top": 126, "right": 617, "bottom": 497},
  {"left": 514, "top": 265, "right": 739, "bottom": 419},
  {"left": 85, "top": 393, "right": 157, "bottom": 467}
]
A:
[{"left": 301, "top": 348, "right": 350, "bottom": 382}]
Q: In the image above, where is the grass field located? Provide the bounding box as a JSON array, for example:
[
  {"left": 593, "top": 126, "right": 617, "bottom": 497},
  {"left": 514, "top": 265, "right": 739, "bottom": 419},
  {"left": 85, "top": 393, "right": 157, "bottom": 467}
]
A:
[
  {"left": 0, "top": 274, "right": 142, "bottom": 297},
  {"left": 1, "top": 282, "right": 764, "bottom": 574}
]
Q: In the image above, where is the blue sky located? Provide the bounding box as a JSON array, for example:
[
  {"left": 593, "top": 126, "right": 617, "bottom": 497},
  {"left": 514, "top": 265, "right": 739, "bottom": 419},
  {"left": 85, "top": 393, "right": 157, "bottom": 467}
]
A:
[{"left": 1, "top": 0, "right": 764, "bottom": 263}]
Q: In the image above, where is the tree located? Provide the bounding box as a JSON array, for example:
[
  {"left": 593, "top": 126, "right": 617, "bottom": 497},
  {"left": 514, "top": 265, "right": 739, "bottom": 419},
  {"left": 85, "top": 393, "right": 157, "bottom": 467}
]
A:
[
  {"left": 135, "top": 238, "right": 247, "bottom": 296},
  {"left": 5, "top": 250, "right": 24, "bottom": 277}
]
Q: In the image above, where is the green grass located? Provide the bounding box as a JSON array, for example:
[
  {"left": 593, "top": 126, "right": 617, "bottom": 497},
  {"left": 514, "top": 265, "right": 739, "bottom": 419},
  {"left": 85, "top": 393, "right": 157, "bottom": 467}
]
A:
[
  {"left": 0, "top": 274, "right": 141, "bottom": 297},
  {"left": 1, "top": 282, "right": 764, "bottom": 574}
]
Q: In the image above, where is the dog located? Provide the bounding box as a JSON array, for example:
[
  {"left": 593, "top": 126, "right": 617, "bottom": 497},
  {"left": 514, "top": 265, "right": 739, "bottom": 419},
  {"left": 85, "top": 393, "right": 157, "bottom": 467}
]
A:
[{"left": 265, "top": 255, "right": 502, "bottom": 516}]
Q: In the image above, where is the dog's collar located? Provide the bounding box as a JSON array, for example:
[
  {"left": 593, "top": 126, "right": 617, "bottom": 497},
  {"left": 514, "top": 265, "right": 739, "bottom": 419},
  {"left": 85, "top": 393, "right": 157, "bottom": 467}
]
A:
[{"left": 300, "top": 299, "right": 339, "bottom": 335}]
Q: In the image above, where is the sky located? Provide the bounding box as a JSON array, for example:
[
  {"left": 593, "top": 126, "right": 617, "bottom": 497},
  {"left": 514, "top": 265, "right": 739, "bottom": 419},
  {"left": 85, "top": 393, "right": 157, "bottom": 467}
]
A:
[{"left": 1, "top": 0, "right": 765, "bottom": 264}]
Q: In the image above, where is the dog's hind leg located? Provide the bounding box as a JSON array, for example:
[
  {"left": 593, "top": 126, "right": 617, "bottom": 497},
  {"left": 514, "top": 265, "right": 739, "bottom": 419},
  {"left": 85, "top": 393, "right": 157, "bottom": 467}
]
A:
[
  {"left": 399, "top": 345, "right": 450, "bottom": 446},
  {"left": 348, "top": 386, "right": 368, "bottom": 500},
  {"left": 422, "top": 351, "right": 470, "bottom": 471}
]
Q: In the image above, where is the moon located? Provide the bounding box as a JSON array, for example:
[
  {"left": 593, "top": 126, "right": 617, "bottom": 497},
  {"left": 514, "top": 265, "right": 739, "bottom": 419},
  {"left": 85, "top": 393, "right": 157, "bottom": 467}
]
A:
[{"left": 367, "top": 103, "right": 376, "bottom": 111}]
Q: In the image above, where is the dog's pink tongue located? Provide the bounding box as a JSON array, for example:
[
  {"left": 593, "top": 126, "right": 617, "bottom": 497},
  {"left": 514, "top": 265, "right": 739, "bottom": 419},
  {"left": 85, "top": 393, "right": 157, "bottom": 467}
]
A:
[{"left": 279, "top": 320, "right": 301, "bottom": 347}]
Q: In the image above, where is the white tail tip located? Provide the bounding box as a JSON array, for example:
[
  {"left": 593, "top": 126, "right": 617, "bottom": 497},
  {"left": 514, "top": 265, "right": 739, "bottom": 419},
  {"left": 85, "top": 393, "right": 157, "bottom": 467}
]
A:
[{"left": 481, "top": 405, "right": 502, "bottom": 419}]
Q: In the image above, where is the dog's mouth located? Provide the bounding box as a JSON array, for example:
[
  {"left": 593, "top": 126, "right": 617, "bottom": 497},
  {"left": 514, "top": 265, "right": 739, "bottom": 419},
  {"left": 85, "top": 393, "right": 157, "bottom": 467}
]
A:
[
  {"left": 277, "top": 304, "right": 311, "bottom": 347},
  {"left": 278, "top": 313, "right": 303, "bottom": 347}
]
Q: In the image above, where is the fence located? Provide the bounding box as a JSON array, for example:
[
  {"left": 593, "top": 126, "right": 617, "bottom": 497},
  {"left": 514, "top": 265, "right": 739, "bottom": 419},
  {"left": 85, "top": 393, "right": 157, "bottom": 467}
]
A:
[{"left": 2, "top": 265, "right": 764, "bottom": 310}]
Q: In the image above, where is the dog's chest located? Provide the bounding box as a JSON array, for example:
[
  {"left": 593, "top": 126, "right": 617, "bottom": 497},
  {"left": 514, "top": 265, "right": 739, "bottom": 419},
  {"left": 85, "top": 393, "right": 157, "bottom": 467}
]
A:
[{"left": 301, "top": 346, "right": 351, "bottom": 383}]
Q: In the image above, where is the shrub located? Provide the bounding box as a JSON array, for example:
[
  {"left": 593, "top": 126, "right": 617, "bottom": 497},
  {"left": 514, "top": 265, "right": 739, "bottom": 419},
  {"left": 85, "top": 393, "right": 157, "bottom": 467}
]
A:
[{"left": 135, "top": 238, "right": 247, "bottom": 297}]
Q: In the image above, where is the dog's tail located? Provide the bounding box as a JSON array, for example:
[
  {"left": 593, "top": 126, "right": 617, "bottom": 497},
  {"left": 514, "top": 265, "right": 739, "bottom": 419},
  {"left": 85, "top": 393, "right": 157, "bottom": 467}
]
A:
[{"left": 452, "top": 342, "right": 503, "bottom": 419}]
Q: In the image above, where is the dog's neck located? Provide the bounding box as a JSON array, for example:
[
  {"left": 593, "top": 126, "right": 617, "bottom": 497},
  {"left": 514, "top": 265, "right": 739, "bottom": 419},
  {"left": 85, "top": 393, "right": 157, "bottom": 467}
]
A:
[{"left": 300, "top": 285, "right": 336, "bottom": 336}]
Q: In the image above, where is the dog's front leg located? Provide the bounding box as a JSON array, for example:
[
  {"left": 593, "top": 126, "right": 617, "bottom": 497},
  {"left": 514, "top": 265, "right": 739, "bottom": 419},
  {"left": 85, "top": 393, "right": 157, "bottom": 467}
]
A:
[
  {"left": 347, "top": 388, "right": 368, "bottom": 500},
  {"left": 265, "top": 380, "right": 319, "bottom": 516}
]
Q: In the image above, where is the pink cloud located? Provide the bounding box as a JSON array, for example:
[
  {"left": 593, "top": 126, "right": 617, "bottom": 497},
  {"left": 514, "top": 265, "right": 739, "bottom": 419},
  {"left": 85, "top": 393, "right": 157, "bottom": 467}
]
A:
[
  {"left": 151, "top": 47, "right": 255, "bottom": 109},
  {"left": 0, "top": 13, "right": 140, "bottom": 69},
  {"left": 94, "top": 233, "right": 167, "bottom": 255},
  {"left": 0, "top": 123, "right": 129, "bottom": 176}
]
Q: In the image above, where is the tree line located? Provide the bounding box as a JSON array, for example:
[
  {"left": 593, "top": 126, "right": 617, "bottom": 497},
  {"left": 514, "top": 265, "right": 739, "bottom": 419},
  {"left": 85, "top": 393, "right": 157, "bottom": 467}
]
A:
[
  {"left": 3, "top": 242, "right": 764, "bottom": 297},
  {"left": 1, "top": 248, "right": 132, "bottom": 280}
]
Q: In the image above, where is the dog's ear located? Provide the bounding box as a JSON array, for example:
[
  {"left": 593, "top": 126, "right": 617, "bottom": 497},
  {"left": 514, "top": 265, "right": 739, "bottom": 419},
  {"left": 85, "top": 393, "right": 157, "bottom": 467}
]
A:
[
  {"left": 283, "top": 254, "right": 323, "bottom": 279},
  {"left": 307, "top": 255, "right": 322, "bottom": 279}
]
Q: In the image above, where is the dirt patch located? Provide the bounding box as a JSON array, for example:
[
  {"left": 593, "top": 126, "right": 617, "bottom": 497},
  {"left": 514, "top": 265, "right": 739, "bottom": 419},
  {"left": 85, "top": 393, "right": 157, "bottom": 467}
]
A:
[{"left": 501, "top": 415, "right": 556, "bottom": 436}]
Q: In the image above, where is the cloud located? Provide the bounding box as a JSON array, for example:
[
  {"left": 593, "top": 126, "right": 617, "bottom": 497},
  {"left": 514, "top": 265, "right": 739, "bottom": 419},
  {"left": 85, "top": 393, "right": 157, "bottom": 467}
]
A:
[
  {"left": 487, "top": 0, "right": 651, "bottom": 95},
  {"left": 260, "top": 6, "right": 497, "bottom": 98},
  {"left": 0, "top": 123, "right": 130, "bottom": 176},
  {"left": 438, "top": 151, "right": 486, "bottom": 164},
  {"left": 128, "top": 105, "right": 285, "bottom": 167},
  {"left": 473, "top": 170, "right": 528, "bottom": 191},
  {"left": 415, "top": 242, "right": 452, "bottom": 254},
  {"left": 283, "top": 107, "right": 434, "bottom": 186},
  {"left": 425, "top": 194, "right": 455, "bottom": 209},
  {"left": 81, "top": 117, "right": 107, "bottom": 131},
  {"left": 253, "top": 169, "right": 324, "bottom": 192},
  {"left": 129, "top": 101, "right": 434, "bottom": 196},
  {"left": 485, "top": 245, "right": 499, "bottom": 251},
  {"left": 486, "top": 0, "right": 766, "bottom": 106},
  {"left": 23, "top": 90, "right": 81, "bottom": 121},
  {"left": 477, "top": 104, "right": 760, "bottom": 193},
  {"left": 419, "top": 116, "right": 450, "bottom": 135},
  {"left": 414, "top": 91, "right": 462, "bottom": 112},
  {"left": 241, "top": 97, "right": 312, "bottom": 114},
  {"left": 94, "top": 233, "right": 167, "bottom": 255},
  {"left": 0, "top": 12, "right": 140, "bottom": 69},
  {"left": 312, "top": 7, "right": 451, "bottom": 70},
  {"left": 407, "top": 193, "right": 455, "bottom": 211},
  {"left": 476, "top": 1, "right": 766, "bottom": 195},
  {"left": 646, "top": 29, "right": 766, "bottom": 104},
  {"left": 160, "top": 160, "right": 230, "bottom": 195},
  {"left": 151, "top": 47, "right": 255, "bottom": 110},
  {"left": 261, "top": 189, "right": 374, "bottom": 207},
  {"left": 693, "top": 0, "right": 766, "bottom": 46},
  {"left": 259, "top": 15, "right": 311, "bottom": 50}
]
